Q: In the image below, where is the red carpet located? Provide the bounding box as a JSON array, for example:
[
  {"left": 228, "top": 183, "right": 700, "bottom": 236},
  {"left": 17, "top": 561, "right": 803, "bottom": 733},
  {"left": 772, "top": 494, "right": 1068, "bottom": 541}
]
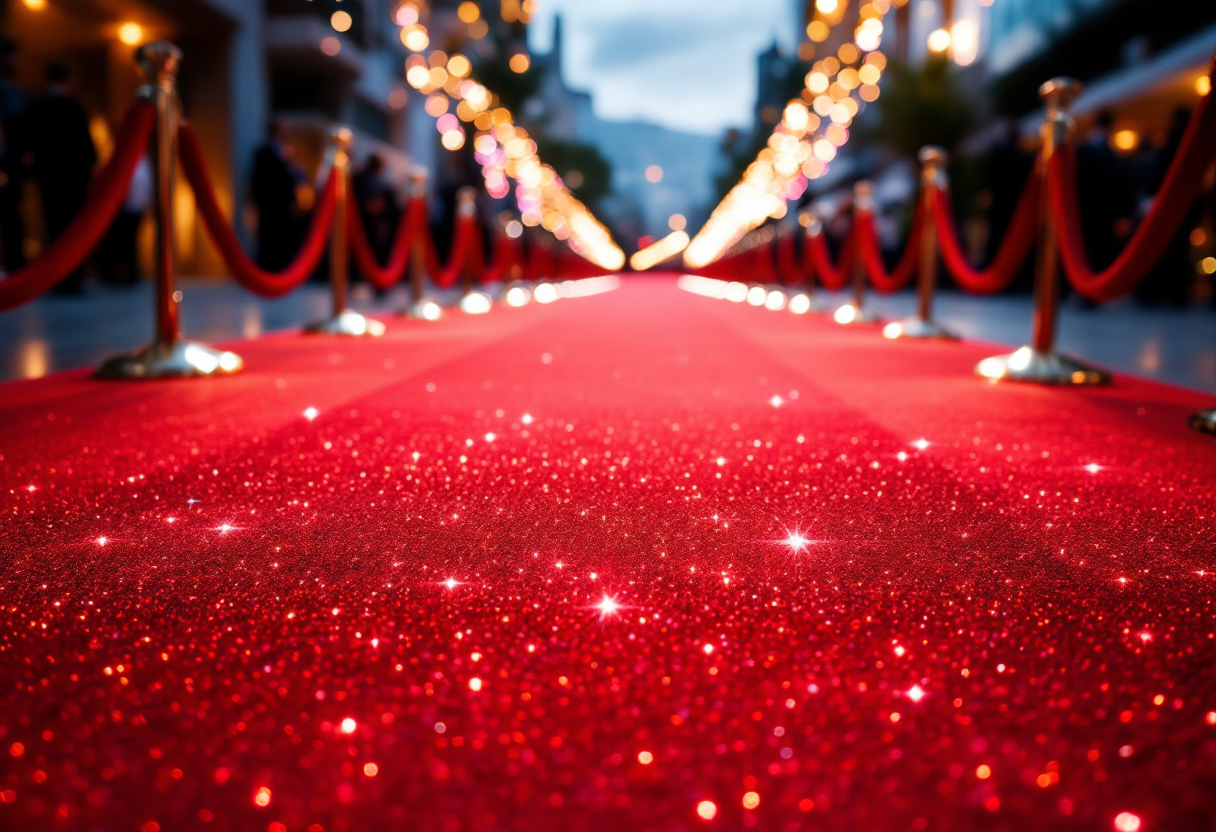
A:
[{"left": 2, "top": 276, "right": 1214, "bottom": 832}]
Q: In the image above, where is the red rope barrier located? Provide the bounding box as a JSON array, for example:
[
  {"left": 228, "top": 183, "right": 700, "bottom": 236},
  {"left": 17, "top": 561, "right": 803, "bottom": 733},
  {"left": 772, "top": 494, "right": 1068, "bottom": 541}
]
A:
[
  {"left": 436, "top": 214, "right": 486, "bottom": 289},
  {"left": 776, "top": 231, "right": 799, "bottom": 285},
  {"left": 349, "top": 197, "right": 420, "bottom": 291},
  {"left": 485, "top": 231, "right": 521, "bottom": 283},
  {"left": 933, "top": 171, "right": 1038, "bottom": 295},
  {"left": 349, "top": 195, "right": 440, "bottom": 291},
  {"left": 528, "top": 240, "right": 553, "bottom": 281},
  {"left": 807, "top": 227, "right": 854, "bottom": 291},
  {"left": 0, "top": 102, "right": 156, "bottom": 311},
  {"left": 855, "top": 205, "right": 922, "bottom": 294},
  {"left": 178, "top": 123, "right": 337, "bottom": 298},
  {"left": 800, "top": 231, "right": 814, "bottom": 284},
  {"left": 753, "top": 240, "right": 776, "bottom": 284},
  {"left": 1049, "top": 84, "right": 1216, "bottom": 302}
]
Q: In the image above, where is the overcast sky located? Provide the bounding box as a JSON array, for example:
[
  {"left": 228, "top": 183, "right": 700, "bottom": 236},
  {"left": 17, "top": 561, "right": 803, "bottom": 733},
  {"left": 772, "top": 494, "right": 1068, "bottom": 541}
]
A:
[{"left": 529, "top": 0, "right": 800, "bottom": 136}]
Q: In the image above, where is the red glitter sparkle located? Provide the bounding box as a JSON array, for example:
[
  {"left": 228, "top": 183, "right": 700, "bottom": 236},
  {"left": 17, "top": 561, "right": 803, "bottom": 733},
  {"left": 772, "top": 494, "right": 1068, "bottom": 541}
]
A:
[{"left": 0, "top": 278, "right": 1214, "bottom": 830}]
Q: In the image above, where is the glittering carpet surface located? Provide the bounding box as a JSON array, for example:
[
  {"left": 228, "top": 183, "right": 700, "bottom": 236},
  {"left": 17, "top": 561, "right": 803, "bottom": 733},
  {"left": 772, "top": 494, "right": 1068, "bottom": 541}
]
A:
[{"left": 2, "top": 276, "right": 1215, "bottom": 832}]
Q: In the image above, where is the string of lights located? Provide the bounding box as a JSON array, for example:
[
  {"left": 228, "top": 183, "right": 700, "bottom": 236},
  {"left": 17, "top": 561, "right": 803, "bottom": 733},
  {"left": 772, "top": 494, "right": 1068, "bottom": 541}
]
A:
[
  {"left": 685, "top": 0, "right": 897, "bottom": 269},
  {"left": 395, "top": 1, "right": 625, "bottom": 271}
]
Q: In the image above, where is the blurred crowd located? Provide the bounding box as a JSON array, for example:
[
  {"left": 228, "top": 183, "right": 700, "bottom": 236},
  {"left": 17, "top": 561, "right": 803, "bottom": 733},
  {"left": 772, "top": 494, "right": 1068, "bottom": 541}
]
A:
[
  {"left": 1, "top": 32, "right": 1211, "bottom": 308},
  {"left": 0, "top": 36, "right": 408, "bottom": 294},
  {"left": 985, "top": 107, "right": 1213, "bottom": 307}
]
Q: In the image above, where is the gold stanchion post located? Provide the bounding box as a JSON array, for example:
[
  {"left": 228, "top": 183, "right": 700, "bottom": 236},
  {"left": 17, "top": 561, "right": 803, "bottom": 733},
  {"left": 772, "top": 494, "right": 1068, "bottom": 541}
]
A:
[
  {"left": 402, "top": 168, "right": 441, "bottom": 320},
  {"left": 835, "top": 181, "right": 880, "bottom": 325},
  {"left": 501, "top": 211, "right": 531, "bottom": 306},
  {"left": 304, "top": 127, "right": 385, "bottom": 337},
  {"left": 975, "top": 78, "right": 1108, "bottom": 385},
  {"left": 456, "top": 187, "right": 478, "bottom": 297},
  {"left": 883, "top": 146, "right": 958, "bottom": 340},
  {"left": 798, "top": 213, "right": 833, "bottom": 313},
  {"left": 98, "top": 42, "right": 243, "bottom": 379}
]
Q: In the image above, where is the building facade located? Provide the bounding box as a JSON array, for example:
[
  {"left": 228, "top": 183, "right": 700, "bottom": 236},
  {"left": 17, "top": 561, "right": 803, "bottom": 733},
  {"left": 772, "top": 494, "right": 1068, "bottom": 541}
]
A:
[{"left": 1, "top": 0, "right": 426, "bottom": 276}]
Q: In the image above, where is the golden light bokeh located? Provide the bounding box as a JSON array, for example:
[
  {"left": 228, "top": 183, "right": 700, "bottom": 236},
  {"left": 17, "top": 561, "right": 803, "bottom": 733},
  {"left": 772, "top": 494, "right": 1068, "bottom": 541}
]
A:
[
  {"left": 117, "top": 22, "right": 143, "bottom": 45},
  {"left": 927, "top": 28, "right": 952, "bottom": 53},
  {"left": 686, "top": 0, "right": 893, "bottom": 269},
  {"left": 1112, "top": 129, "right": 1139, "bottom": 152},
  {"left": 392, "top": 13, "right": 624, "bottom": 272},
  {"left": 330, "top": 11, "right": 352, "bottom": 33}
]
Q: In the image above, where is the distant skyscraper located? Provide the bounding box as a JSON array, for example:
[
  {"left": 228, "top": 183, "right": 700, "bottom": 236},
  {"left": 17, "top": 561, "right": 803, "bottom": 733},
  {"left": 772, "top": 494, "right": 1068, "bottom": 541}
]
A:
[{"left": 531, "top": 15, "right": 594, "bottom": 141}]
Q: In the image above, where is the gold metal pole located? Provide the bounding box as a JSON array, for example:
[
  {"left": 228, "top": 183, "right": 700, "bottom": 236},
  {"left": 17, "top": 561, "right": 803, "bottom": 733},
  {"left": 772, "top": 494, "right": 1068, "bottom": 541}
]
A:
[
  {"left": 304, "top": 128, "right": 384, "bottom": 336},
  {"left": 975, "top": 78, "right": 1108, "bottom": 384},
  {"left": 331, "top": 133, "right": 350, "bottom": 317},
  {"left": 456, "top": 186, "right": 478, "bottom": 298},
  {"left": 798, "top": 213, "right": 832, "bottom": 313},
  {"left": 499, "top": 211, "right": 531, "bottom": 306},
  {"left": 455, "top": 187, "right": 492, "bottom": 315},
  {"left": 97, "top": 42, "right": 243, "bottom": 379},
  {"left": 884, "top": 146, "right": 958, "bottom": 340},
  {"left": 401, "top": 168, "right": 440, "bottom": 320},
  {"left": 835, "top": 180, "right": 880, "bottom": 324}
]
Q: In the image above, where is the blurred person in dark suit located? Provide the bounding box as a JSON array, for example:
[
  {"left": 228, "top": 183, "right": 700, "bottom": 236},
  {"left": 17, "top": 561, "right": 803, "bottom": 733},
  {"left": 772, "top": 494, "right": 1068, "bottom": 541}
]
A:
[
  {"left": 1136, "top": 107, "right": 1200, "bottom": 307},
  {"left": 1076, "top": 110, "right": 1137, "bottom": 274},
  {"left": 351, "top": 152, "right": 400, "bottom": 292},
  {"left": 251, "top": 120, "right": 304, "bottom": 271},
  {"left": 26, "top": 61, "right": 96, "bottom": 294},
  {"left": 95, "top": 155, "right": 151, "bottom": 286},
  {"left": 0, "top": 38, "right": 30, "bottom": 272},
  {"left": 984, "top": 121, "right": 1035, "bottom": 291}
]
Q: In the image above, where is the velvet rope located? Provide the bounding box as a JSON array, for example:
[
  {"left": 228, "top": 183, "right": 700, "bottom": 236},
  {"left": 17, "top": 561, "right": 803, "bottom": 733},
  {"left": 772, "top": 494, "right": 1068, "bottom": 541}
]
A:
[
  {"left": 807, "top": 227, "right": 855, "bottom": 291},
  {"left": 709, "top": 253, "right": 737, "bottom": 280},
  {"left": 933, "top": 171, "right": 1038, "bottom": 295},
  {"left": 436, "top": 214, "right": 486, "bottom": 289},
  {"left": 1049, "top": 84, "right": 1216, "bottom": 302},
  {"left": 776, "top": 232, "right": 799, "bottom": 285},
  {"left": 800, "top": 232, "right": 815, "bottom": 284},
  {"left": 528, "top": 241, "right": 552, "bottom": 281},
  {"left": 178, "top": 123, "right": 337, "bottom": 298},
  {"left": 0, "top": 102, "right": 156, "bottom": 311},
  {"left": 753, "top": 240, "right": 776, "bottom": 284},
  {"left": 348, "top": 196, "right": 425, "bottom": 291},
  {"left": 855, "top": 205, "right": 923, "bottom": 294},
  {"left": 485, "top": 232, "right": 521, "bottom": 283}
]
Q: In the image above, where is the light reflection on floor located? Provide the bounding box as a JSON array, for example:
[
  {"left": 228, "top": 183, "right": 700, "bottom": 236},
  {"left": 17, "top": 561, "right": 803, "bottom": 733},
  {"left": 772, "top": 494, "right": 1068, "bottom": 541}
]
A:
[{"left": 1, "top": 279, "right": 1214, "bottom": 392}]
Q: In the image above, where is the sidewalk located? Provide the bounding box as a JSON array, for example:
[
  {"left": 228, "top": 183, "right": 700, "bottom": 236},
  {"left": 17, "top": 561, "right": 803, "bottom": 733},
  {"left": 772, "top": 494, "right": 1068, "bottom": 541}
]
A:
[{"left": 1, "top": 277, "right": 1213, "bottom": 392}]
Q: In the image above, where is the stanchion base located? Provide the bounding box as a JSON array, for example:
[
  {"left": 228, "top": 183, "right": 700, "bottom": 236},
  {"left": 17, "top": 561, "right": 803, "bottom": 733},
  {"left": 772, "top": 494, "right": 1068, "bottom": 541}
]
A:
[
  {"left": 833, "top": 303, "right": 881, "bottom": 325},
  {"left": 1189, "top": 408, "right": 1216, "bottom": 436},
  {"left": 399, "top": 299, "right": 443, "bottom": 321},
  {"left": 96, "top": 340, "right": 243, "bottom": 379},
  {"left": 303, "top": 310, "right": 386, "bottom": 337},
  {"left": 975, "top": 347, "right": 1110, "bottom": 385},
  {"left": 882, "top": 316, "right": 959, "bottom": 340}
]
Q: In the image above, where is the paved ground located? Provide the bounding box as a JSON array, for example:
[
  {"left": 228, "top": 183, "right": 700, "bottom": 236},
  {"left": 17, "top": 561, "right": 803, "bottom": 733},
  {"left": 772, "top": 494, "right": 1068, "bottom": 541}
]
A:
[{"left": 1, "top": 278, "right": 1214, "bottom": 393}]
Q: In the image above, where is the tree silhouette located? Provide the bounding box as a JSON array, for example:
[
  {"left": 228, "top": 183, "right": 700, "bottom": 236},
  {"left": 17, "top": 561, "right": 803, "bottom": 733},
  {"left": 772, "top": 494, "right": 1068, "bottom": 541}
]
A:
[{"left": 868, "top": 56, "right": 974, "bottom": 158}]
